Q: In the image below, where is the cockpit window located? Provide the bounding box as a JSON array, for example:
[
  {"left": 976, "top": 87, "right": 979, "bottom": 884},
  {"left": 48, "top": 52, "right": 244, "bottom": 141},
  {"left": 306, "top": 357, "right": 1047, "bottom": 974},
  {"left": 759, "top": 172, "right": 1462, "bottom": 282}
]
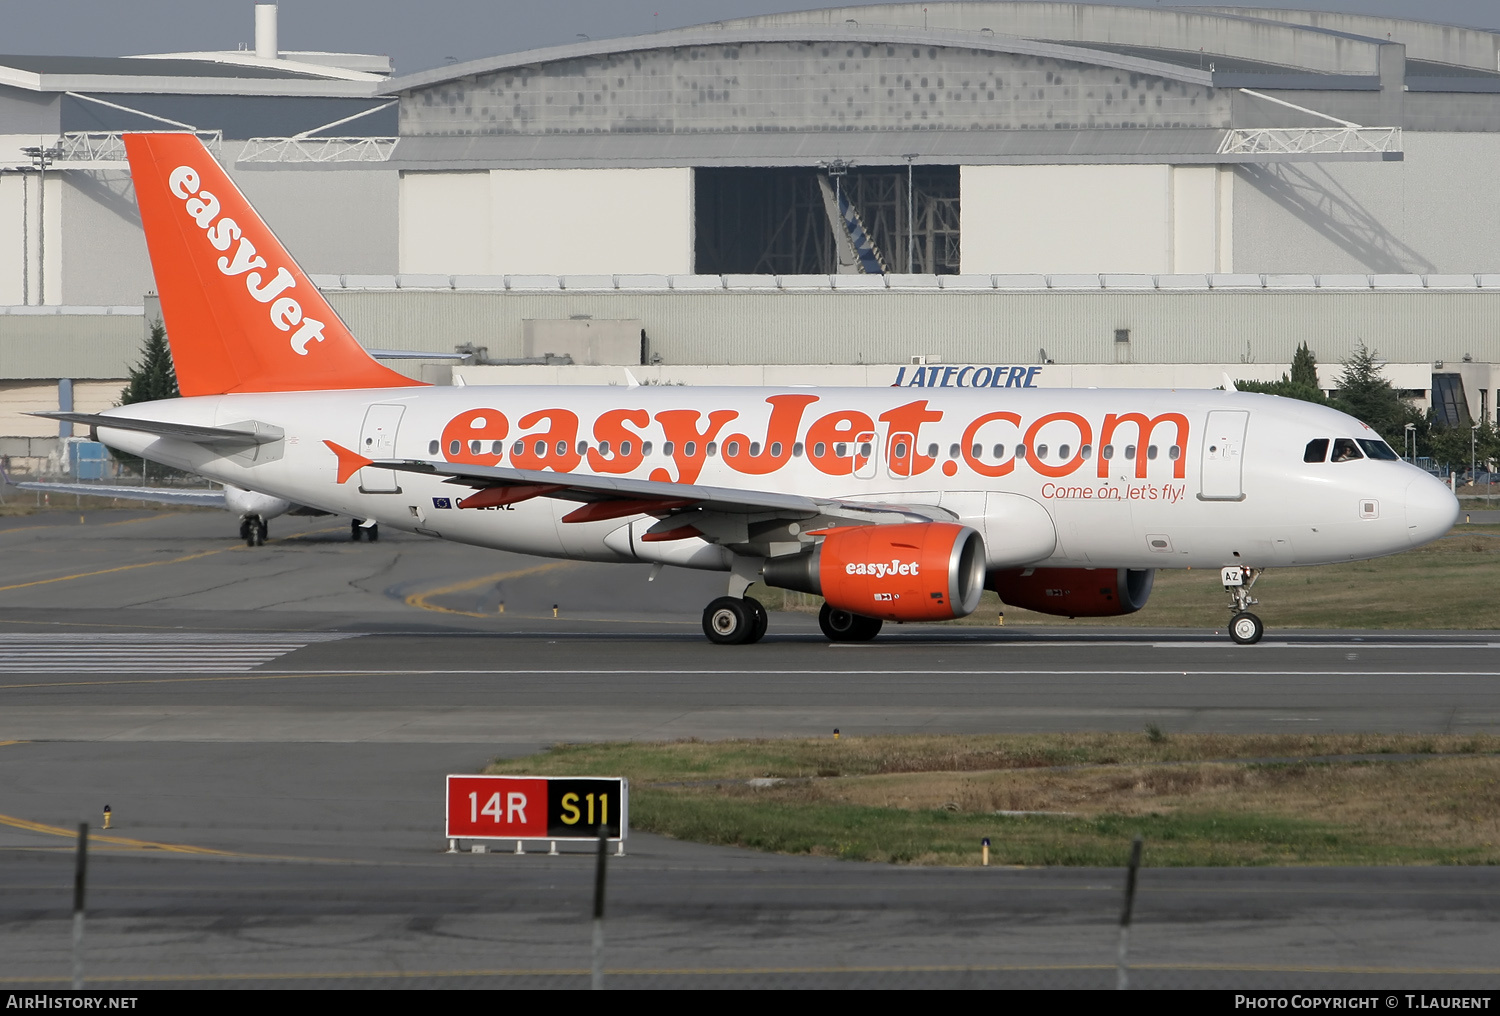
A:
[
  {"left": 1331, "top": 438, "right": 1364, "bottom": 462},
  {"left": 1357, "top": 439, "right": 1399, "bottom": 461},
  {"left": 1304, "top": 439, "right": 1329, "bottom": 463}
]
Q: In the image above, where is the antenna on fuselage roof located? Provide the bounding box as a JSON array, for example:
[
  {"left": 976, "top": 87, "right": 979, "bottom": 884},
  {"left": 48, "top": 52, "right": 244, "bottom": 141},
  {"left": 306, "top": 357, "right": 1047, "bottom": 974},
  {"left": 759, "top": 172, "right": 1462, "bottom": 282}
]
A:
[
  {"left": 1221, "top": 372, "right": 1239, "bottom": 392},
  {"left": 623, "top": 369, "right": 641, "bottom": 389}
]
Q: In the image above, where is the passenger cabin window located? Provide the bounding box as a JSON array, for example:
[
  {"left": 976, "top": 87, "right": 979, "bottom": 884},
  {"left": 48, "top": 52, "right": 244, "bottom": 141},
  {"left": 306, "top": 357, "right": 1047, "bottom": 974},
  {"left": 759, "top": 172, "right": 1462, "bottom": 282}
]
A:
[
  {"left": 1331, "top": 438, "right": 1363, "bottom": 462},
  {"left": 429, "top": 440, "right": 440, "bottom": 455},
  {"left": 1304, "top": 439, "right": 1328, "bottom": 463},
  {"left": 1357, "top": 439, "right": 1399, "bottom": 461}
]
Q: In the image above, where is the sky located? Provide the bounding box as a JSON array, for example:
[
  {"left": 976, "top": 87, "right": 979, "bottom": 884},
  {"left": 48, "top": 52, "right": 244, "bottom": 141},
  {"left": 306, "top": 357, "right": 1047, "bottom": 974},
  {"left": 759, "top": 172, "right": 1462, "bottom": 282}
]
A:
[{"left": 3, "top": 1, "right": 1499, "bottom": 75}]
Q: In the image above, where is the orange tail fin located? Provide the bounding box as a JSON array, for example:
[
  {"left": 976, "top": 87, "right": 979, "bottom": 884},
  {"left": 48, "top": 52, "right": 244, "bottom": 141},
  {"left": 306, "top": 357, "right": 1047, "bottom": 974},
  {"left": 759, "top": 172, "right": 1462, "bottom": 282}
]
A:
[{"left": 124, "top": 132, "right": 420, "bottom": 396}]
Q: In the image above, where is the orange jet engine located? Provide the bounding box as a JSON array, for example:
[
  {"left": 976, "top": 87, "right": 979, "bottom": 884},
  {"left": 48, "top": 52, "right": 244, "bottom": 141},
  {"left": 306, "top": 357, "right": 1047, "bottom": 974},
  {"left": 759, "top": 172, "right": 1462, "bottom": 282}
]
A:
[
  {"left": 989, "top": 567, "right": 1155, "bottom": 618},
  {"left": 762, "top": 522, "right": 987, "bottom": 621}
]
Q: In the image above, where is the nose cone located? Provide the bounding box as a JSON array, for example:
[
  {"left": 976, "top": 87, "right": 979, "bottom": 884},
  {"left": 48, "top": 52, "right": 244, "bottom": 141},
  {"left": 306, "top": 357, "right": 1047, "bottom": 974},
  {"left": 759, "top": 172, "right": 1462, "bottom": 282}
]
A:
[{"left": 1405, "top": 473, "right": 1460, "bottom": 547}]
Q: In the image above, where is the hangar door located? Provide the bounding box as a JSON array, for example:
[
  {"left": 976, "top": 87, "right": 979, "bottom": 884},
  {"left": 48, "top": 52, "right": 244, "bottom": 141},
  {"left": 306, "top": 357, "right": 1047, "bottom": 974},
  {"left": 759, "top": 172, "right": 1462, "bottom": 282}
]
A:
[
  {"left": 694, "top": 166, "right": 960, "bottom": 275},
  {"left": 1199, "top": 411, "right": 1249, "bottom": 502}
]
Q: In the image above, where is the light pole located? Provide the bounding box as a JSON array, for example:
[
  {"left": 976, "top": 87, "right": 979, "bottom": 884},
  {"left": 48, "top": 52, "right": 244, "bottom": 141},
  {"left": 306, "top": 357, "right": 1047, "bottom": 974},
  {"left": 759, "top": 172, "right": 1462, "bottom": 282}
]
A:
[
  {"left": 20, "top": 144, "right": 58, "bottom": 306},
  {"left": 1472, "top": 423, "right": 1479, "bottom": 486},
  {"left": 1404, "top": 422, "right": 1416, "bottom": 463},
  {"left": 903, "top": 154, "right": 917, "bottom": 273}
]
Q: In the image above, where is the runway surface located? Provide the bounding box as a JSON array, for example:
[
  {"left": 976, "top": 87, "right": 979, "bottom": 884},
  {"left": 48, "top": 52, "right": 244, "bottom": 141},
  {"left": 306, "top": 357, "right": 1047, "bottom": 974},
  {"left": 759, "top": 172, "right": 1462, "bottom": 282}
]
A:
[{"left": 0, "top": 507, "right": 1497, "bottom": 989}]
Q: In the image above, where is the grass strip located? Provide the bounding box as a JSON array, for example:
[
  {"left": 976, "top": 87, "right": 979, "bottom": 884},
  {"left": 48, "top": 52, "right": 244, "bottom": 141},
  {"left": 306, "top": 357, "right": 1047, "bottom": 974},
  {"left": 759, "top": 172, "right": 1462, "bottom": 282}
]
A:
[{"left": 491, "top": 733, "right": 1500, "bottom": 867}]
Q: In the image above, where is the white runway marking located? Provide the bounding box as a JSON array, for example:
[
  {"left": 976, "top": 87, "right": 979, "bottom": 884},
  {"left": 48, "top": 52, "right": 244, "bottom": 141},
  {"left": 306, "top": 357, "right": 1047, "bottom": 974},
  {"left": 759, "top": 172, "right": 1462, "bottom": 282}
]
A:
[{"left": 0, "top": 633, "right": 359, "bottom": 673}]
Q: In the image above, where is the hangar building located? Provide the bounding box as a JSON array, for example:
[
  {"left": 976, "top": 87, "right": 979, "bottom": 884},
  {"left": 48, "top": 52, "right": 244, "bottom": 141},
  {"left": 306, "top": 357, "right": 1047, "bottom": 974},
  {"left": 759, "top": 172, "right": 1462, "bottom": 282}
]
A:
[{"left": 2, "top": 3, "right": 1497, "bottom": 470}]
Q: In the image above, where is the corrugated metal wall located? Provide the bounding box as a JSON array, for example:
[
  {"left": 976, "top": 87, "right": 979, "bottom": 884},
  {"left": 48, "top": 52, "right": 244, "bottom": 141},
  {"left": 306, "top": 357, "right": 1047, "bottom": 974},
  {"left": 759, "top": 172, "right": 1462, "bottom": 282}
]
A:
[
  {"left": 0, "top": 311, "right": 143, "bottom": 379},
  {"left": 324, "top": 288, "right": 1500, "bottom": 368}
]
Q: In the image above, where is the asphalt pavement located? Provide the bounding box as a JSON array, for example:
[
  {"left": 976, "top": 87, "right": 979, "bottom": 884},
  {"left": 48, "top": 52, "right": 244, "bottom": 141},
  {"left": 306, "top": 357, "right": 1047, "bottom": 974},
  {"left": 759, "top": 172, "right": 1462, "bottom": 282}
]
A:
[{"left": 0, "top": 507, "right": 1497, "bottom": 989}]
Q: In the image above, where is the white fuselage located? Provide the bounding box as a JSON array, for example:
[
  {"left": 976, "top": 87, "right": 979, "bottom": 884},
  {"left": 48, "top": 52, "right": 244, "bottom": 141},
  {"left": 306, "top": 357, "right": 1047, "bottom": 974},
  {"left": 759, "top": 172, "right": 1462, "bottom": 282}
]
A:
[{"left": 93, "top": 385, "right": 1458, "bottom": 574}]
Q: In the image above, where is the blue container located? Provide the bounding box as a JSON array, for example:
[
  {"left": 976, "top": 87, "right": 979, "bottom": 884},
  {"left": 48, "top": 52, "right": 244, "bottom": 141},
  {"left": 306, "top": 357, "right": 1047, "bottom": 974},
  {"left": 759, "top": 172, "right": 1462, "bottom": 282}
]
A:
[{"left": 69, "top": 441, "right": 109, "bottom": 481}]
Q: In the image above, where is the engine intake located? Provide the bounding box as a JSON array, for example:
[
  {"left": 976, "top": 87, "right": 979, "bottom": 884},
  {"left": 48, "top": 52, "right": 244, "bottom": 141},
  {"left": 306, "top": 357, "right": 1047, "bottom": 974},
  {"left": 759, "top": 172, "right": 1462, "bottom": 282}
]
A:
[
  {"left": 762, "top": 522, "right": 987, "bottom": 621},
  {"left": 989, "top": 567, "right": 1154, "bottom": 617}
]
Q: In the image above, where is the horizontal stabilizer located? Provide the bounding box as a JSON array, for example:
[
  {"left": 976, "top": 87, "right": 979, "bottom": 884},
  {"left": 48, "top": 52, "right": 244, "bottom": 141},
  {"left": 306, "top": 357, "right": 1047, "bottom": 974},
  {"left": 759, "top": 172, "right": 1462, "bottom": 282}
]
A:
[{"left": 29, "top": 412, "right": 284, "bottom": 446}]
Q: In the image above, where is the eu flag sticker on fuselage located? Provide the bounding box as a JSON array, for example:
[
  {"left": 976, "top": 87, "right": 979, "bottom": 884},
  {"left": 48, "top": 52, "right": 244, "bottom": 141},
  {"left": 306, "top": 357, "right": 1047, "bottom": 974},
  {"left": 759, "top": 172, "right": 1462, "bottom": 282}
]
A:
[{"left": 432, "top": 497, "right": 452, "bottom": 509}]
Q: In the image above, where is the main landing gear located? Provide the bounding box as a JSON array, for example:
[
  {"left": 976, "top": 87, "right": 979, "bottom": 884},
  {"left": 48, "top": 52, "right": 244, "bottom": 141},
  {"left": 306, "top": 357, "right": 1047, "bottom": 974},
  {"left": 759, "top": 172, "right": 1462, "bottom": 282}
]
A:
[
  {"left": 818, "top": 603, "right": 883, "bottom": 643},
  {"left": 239, "top": 515, "right": 268, "bottom": 547},
  {"left": 699, "top": 596, "right": 886, "bottom": 645},
  {"left": 1222, "top": 566, "right": 1264, "bottom": 645},
  {"left": 351, "top": 519, "right": 379, "bottom": 542},
  {"left": 702, "top": 596, "right": 768, "bottom": 645}
]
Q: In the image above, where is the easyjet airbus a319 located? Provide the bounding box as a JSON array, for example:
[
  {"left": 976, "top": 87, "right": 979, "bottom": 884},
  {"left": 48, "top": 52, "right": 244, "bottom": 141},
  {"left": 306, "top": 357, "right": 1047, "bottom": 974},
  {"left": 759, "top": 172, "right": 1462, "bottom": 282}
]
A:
[{"left": 40, "top": 133, "right": 1459, "bottom": 645}]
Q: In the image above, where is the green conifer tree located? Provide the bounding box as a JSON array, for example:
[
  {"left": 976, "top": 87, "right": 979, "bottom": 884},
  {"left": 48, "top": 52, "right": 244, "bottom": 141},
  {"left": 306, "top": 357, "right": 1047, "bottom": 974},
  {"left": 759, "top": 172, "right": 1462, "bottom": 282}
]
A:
[
  {"left": 1289, "top": 342, "right": 1319, "bottom": 390},
  {"left": 1233, "top": 343, "right": 1327, "bottom": 405},
  {"left": 115, "top": 319, "right": 181, "bottom": 478},
  {"left": 1331, "top": 342, "right": 1423, "bottom": 447},
  {"left": 120, "top": 319, "right": 179, "bottom": 406}
]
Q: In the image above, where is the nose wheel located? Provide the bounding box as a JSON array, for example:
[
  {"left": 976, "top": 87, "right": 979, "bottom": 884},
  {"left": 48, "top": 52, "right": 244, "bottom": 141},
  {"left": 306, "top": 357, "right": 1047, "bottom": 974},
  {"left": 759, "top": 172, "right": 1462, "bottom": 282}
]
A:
[
  {"left": 1230, "top": 611, "right": 1264, "bottom": 645},
  {"left": 1222, "top": 566, "right": 1264, "bottom": 645},
  {"left": 240, "top": 515, "right": 268, "bottom": 547},
  {"left": 703, "top": 595, "right": 768, "bottom": 645}
]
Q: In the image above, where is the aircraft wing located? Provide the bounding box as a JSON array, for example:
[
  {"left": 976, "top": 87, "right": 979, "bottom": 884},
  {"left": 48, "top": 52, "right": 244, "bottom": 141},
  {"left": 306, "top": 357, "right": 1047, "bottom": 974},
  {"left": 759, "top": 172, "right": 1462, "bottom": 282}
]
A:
[
  {"left": 9, "top": 481, "right": 227, "bottom": 508},
  {"left": 373, "top": 455, "right": 950, "bottom": 546},
  {"left": 27, "top": 412, "right": 284, "bottom": 446}
]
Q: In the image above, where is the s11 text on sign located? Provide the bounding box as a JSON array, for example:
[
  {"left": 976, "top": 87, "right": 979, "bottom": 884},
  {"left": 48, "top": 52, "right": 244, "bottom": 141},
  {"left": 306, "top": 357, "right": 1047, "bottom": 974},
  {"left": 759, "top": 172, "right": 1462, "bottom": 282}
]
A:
[{"left": 446, "top": 775, "right": 627, "bottom": 841}]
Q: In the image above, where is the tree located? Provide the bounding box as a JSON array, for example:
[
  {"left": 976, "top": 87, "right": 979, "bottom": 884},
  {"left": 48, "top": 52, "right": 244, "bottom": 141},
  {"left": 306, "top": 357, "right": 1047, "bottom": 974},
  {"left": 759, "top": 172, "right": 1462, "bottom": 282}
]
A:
[
  {"left": 115, "top": 319, "right": 181, "bottom": 478},
  {"left": 119, "top": 319, "right": 179, "bottom": 406},
  {"left": 1235, "top": 343, "right": 1328, "bottom": 405},
  {"left": 1330, "top": 342, "right": 1422, "bottom": 447},
  {"left": 1289, "top": 341, "right": 1320, "bottom": 390},
  {"left": 1427, "top": 421, "right": 1471, "bottom": 473}
]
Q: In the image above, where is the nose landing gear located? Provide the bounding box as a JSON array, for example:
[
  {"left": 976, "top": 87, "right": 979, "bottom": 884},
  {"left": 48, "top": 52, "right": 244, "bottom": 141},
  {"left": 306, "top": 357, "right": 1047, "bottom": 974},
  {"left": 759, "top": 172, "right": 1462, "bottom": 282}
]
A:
[
  {"left": 239, "top": 515, "right": 268, "bottom": 547},
  {"left": 1222, "top": 566, "right": 1264, "bottom": 645}
]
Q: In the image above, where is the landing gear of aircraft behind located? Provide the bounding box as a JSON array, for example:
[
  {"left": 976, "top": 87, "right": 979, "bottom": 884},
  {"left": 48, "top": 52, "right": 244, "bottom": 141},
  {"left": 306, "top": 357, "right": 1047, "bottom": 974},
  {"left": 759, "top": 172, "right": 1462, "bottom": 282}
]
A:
[
  {"left": 818, "top": 603, "right": 883, "bottom": 643},
  {"left": 1222, "top": 566, "right": 1264, "bottom": 645},
  {"left": 351, "top": 520, "right": 379, "bottom": 542},
  {"left": 240, "top": 516, "right": 268, "bottom": 547},
  {"left": 702, "top": 596, "right": 767, "bottom": 645}
]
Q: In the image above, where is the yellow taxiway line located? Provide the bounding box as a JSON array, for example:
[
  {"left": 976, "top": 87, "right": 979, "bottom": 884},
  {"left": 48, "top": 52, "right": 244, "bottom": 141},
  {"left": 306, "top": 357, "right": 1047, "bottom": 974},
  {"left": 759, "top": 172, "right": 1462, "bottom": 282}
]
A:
[
  {"left": 0, "top": 811, "right": 234, "bottom": 856},
  {"left": 404, "top": 561, "right": 575, "bottom": 618},
  {"left": 0, "top": 524, "right": 345, "bottom": 594}
]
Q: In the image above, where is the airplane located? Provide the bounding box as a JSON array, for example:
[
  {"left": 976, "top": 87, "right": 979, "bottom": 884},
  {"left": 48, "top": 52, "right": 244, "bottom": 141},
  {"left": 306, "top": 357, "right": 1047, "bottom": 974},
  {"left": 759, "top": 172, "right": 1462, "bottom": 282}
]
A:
[
  {"left": 32, "top": 132, "right": 1460, "bottom": 645},
  {"left": 1, "top": 471, "right": 374, "bottom": 546}
]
